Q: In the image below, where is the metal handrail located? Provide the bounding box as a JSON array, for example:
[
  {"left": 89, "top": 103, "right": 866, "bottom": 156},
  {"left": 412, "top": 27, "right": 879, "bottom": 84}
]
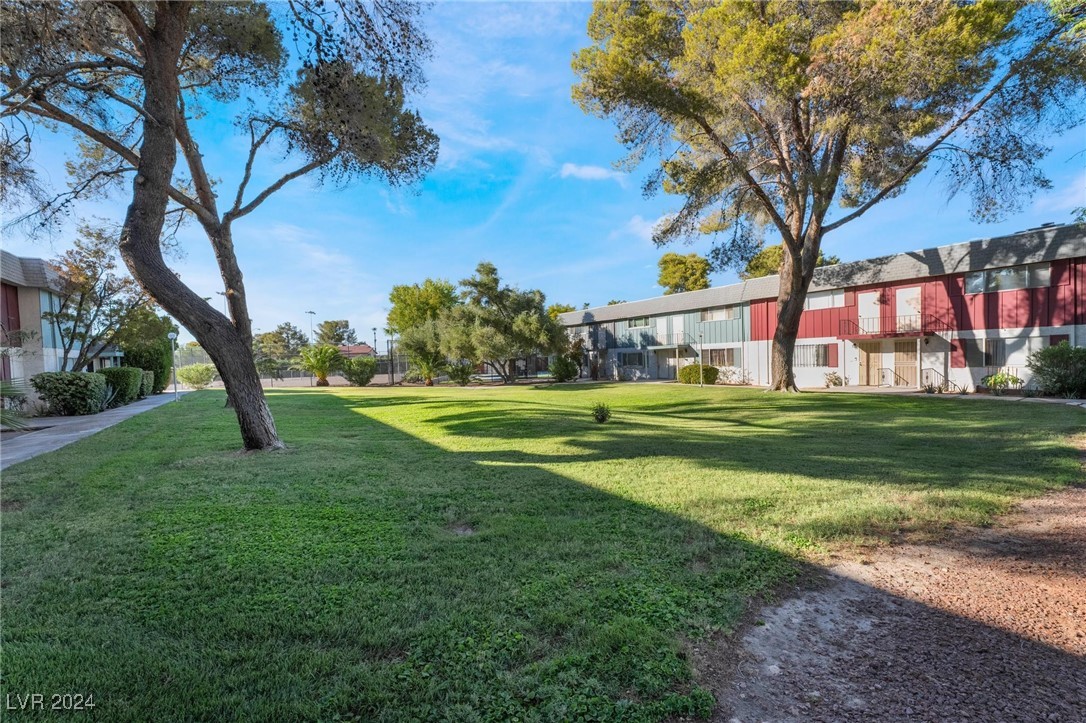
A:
[
  {"left": 878, "top": 367, "right": 913, "bottom": 387},
  {"left": 839, "top": 313, "right": 953, "bottom": 337}
]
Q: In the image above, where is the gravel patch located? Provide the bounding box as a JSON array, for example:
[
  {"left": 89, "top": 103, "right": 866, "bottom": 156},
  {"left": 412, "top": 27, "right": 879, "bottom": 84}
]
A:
[{"left": 705, "top": 486, "right": 1086, "bottom": 722}]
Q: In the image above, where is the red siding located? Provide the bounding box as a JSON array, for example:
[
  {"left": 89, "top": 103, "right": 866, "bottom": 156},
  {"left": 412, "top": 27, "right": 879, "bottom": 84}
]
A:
[{"left": 750, "top": 256, "right": 1084, "bottom": 340}]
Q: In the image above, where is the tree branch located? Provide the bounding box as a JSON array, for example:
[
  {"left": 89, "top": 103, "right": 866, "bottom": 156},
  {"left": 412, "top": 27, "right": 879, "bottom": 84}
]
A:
[
  {"left": 230, "top": 119, "right": 277, "bottom": 214},
  {"left": 690, "top": 115, "right": 792, "bottom": 244},
  {"left": 225, "top": 154, "right": 335, "bottom": 223},
  {"left": 823, "top": 25, "right": 1063, "bottom": 234}
]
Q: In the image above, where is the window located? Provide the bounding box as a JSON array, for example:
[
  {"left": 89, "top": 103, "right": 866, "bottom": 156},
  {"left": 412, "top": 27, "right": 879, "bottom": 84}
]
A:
[
  {"left": 983, "top": 338, "right": 1006, "bottom": 367},
  {"left": 618, "top": 352, "right": 644, "bottom": 367},
  {"left": 702, "top": 347, "right": 741, "bottom": 367},
  {"left": 1029, "top": 264, "right": 1052, "bottom": 288},
  {"left": 795, "top": 344, "right": 834, "bottom": 367},
  {"left": 700, "top": 306, "right": 740, "bottom": 322},
  {"left": 988, "top": 267, "right": 1029, "bottom": 292},
  {"left": 964, "top": 263, "right": 1051, "bottom": 294},
  {"left": 964, "top": 272, "right": 985, "bottom": 294},
  {"left": 628, "top": 317, "right": 650, "bottom": 328},
  {"left": 804, "top": 290, "right": 845, "bottom": 310},
  {"left": 1050, "top": 334, "right": 1069, "bottom": 347}
]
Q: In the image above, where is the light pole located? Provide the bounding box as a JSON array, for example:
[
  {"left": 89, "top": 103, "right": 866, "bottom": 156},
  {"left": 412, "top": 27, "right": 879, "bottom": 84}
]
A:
[
  {"left": 167, "top": 332, "right": 179, "bottom": 401},
  {"left": 305, "top": 311, "right": 316, "bottom": 387},
  {"left": 305, "top": 310, "right": 316, "bottom": 342},
  {"left": 698, "top": 327, "right": 705, "bottom": 387}
]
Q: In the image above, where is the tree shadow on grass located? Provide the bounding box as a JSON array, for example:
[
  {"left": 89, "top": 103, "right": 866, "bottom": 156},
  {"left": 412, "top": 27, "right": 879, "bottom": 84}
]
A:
[{"left": 1, "top": 390, "right": 1082, "bottom": 721}]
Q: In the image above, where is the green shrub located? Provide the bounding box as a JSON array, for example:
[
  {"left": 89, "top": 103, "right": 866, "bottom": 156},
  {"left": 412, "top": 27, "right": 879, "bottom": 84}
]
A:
[
  {"left": 96, "top": 366, "right": 144, "bottom": 406},
  {"left": 140, "top": 370, "right": 155, "bottom": 397},
  {"left": 981, "top": 370, "right": 1024, "bottom": 395},
  {"left": 177, "top": 363, "right": 218, "bottom": 390},
  {"left": 342, "top": 357, "right": 377, "bottom": 386},
  {"left": 591, "top": 402, "right": 611, "bottom": 423},
  {"left": 30, "top": 371, "right": 107, "bottom": 416},
  {"left": 678, "top": 364, "right": 719, "bottom": 385},
  {"left": 550, "top": 355, "right": 579, "bottom": 382},
  {"left": 1027, "top": 341, "right": 1086, "bottom": 398},
  {"left": 121, "top": 339, "right": 173, "bottom": 393},
  {"left": 446, "top": 361, "right": 475, "bottom": 386}
]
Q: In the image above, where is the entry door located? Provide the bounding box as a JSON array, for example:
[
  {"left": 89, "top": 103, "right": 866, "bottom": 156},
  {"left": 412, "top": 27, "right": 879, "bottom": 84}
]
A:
[
  {"left": 657, "top": 350, "right": 677, "bottom": 380},
  {"left": 672, "top": 314, "right": 684, "bottom": 347},
  {"left": 894, "top": 341, "right": 918, "bottom": 387},
  {"left": 857, "top": 292, "right": 880, "bottom": 333},
  {"left": 896, "top": 287, "right": 921, "bottom": 331},
  {"left": 856, "top": 341, "right": 880, "bottom": 386}
]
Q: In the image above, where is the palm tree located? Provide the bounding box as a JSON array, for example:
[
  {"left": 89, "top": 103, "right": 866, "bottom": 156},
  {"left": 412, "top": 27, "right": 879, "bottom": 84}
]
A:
[{"left": 298, "top": 345, "right": 343, "bottom": 387}]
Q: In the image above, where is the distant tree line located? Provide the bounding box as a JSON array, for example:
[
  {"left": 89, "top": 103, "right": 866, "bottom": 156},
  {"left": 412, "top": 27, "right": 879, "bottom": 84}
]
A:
[{"left": 387, "top": 262, "right": 570, "bottom": 385}]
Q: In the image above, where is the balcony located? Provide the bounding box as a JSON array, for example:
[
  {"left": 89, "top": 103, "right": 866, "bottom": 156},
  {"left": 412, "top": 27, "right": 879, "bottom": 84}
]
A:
[{"left": 839, "top": 314, "right": 952, "bottom": 339}]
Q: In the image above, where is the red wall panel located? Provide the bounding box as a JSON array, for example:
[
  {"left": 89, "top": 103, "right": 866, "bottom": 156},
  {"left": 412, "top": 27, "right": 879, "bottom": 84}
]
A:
[{"left": 748, "top": 255, "right": 1083, "bottom": 341}]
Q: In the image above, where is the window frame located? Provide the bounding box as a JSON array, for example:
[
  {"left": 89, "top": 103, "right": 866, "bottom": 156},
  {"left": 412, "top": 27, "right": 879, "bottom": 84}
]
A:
[
  {"left": 618, "top": 351, "right": 645, "bottom": 367},
  {"left": 700, "top": 306, "right": 740, "bottom": 322},
  {"left": 628, "top": 317, "right": 650, "bottom": 328},
  {"left": 794, "top": 343, "right": 831, "bottom": 367},
  {"left": 964, "top": 263, "right": 1052, "bottom": 294}
]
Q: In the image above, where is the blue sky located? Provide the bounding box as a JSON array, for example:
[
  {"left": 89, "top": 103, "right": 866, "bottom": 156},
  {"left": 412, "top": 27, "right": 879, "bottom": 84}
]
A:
[{"left": 4, "top": 1, "right": 1084, "bottom": 347}]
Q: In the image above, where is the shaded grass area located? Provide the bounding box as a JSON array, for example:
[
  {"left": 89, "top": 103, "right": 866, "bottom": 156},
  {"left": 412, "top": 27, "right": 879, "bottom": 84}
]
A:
[{"left": 1, "top": 385, "right": 1081, "bottom": 721}]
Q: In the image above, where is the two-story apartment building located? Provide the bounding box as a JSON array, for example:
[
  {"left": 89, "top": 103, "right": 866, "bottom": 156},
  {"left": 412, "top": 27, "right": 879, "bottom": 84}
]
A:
[
  {"left": 1, "top": 249, "right": 124, "bottom": 382},
  {"left": 559, "top": 223, "right": 1085, "bottom": 390}
]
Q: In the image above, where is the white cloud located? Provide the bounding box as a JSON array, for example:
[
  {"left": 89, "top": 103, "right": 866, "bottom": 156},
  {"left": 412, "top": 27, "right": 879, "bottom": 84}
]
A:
[
  {"left": 617, "top": 214, "right": 665, "bottom": 244},
  {"left": 560, "top": 163, "right": 627, "bottom": 186},
  {"left": 1033, "top": 172, "right": 1086, "bottom": 215}
]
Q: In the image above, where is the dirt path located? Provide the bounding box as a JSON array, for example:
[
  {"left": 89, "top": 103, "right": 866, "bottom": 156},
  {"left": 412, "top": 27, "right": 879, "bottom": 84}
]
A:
[{"left": 707, "top": 486, "right": 1086, "bottom": 722}]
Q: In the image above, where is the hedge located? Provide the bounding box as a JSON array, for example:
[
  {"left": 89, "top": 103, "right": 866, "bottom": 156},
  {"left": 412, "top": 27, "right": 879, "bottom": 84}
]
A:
[
  {"left": 678, "top": 364, "right": 719, "bottom": 385},
  {"left": 30, "top": 371, "right": 107, "bottom": 416},
  {"left": 140, "top": 370, "right": 155, "bottom": 398},
  {"left": 97, "top": 366, "right": 144, "bottom": 406},
  {"left": 121, "top": 339, "right": 173, "bottom": 394}
]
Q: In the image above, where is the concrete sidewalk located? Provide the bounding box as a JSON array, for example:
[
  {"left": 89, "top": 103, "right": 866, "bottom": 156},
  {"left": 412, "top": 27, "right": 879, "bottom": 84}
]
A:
[{"left": 1, "top": 393, "right": 183, "bottom": 471}]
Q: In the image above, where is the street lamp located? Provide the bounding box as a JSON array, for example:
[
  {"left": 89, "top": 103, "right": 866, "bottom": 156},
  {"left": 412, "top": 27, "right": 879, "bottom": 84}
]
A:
[
  {"left": 305, "top": 311, "right": 316, "bottom": 387},
  {"left": 305, "top": 310, "right": 316, "bottom": 342},
  {"left": 167, "top": 332, "right": 179, "bottom": 401}
]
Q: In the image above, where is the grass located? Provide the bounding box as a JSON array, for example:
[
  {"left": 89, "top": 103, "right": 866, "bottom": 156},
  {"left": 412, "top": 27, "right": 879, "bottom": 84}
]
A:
[{"left": 1, "top": 384, "right": 1081, "bottom": 721}]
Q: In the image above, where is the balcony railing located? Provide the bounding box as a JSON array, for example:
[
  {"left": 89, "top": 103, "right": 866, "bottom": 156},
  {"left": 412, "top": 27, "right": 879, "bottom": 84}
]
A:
[{"left": 839, "top": 314, "right": 952, "bottom": 338}]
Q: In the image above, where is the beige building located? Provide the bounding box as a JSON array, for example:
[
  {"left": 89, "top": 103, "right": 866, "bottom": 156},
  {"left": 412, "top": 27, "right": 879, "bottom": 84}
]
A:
[{"left": 1, "top": 249, "right": 123, "bottom": 383}]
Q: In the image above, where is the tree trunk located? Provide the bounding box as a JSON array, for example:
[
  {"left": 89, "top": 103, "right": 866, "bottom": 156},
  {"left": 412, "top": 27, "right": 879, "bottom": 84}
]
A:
[
  {"left": 116, "top": 4, "right": 283, "bottom": 451},
  {"left": 767, "top": 234, "right": 819, "bottom": 392}
]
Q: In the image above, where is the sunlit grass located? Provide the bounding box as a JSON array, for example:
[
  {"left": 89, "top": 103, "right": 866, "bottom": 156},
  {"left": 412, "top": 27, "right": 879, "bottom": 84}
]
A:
[{"left": 1, "top": 384, "right": 1080, "bottom": 721}]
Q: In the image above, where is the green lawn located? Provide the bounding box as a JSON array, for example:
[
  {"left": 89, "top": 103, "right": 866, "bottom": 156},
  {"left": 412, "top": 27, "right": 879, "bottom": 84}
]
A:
[{"left": 2, "top": 385, "right": 1081, "bottom": 721}]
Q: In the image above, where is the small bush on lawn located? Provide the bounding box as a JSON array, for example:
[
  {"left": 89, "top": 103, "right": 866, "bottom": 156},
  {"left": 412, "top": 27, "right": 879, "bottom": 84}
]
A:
[
  {"left": 1027, "top": 341, "right": 1086, "bottom": 398},
  {"left": 678, "top": 364, "right": 719, "bottom": 385},
  {"left": 177, "top": 363, "right": 217, "bottom": 390},
  {"left": 140, "top": 370, "right": 155, "bottom": 397},
  {"left": 550, "top": 355, "right": 579, "bottom": 383},
  {"left": 446, "top": 361, "right": 475, "bottom": 386},
  {"left": 30, "top": 371, "right": 107, "bottom": 416},
  {"left": 981, "top": 371, "right": 1024, "bottom": 396},
  {"left": 96, "top": 367, "right": 144, "bottom": 406},
  {"left": 341, "top": 357, "right": 377, "bottom": 387},
  {"left": 592, "top": 402, "right": 611, "bottom": 423}
]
